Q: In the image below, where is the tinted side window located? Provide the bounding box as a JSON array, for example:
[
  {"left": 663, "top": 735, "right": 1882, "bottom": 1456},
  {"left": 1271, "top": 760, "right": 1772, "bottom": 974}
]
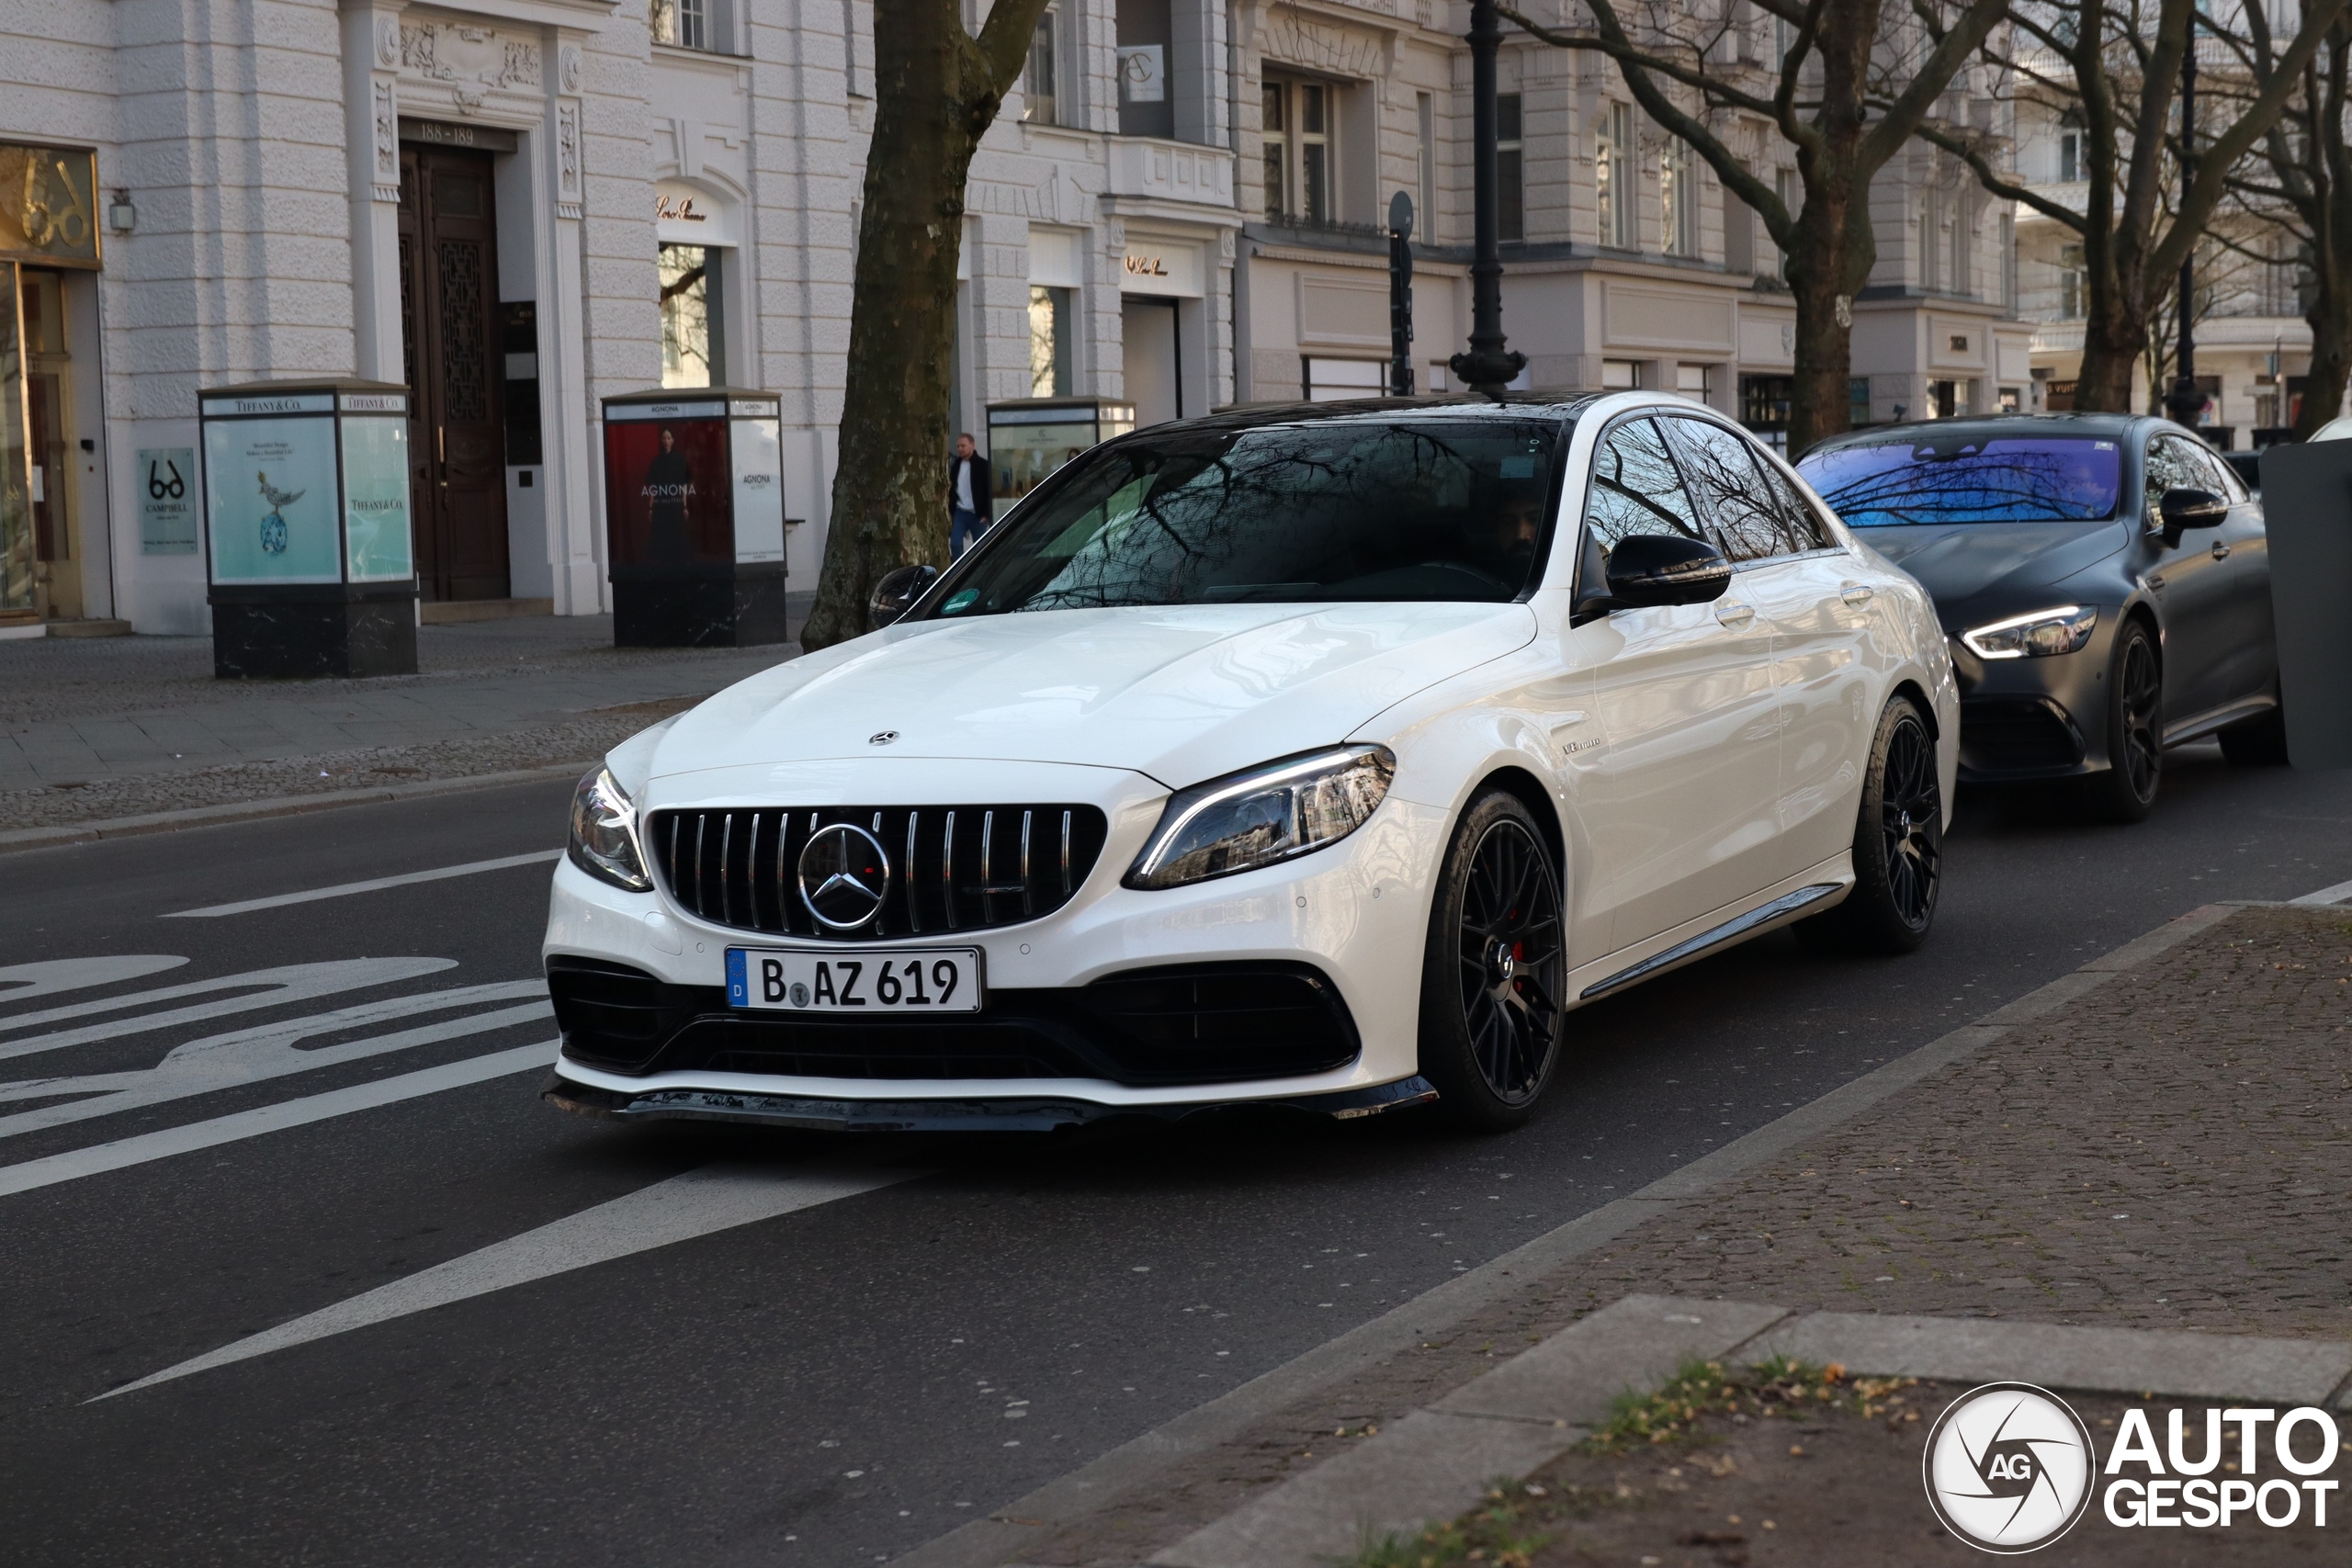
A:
[
  {"left": 1584, "top": 416, "right": 1704, "bottom": 550},
  {"left": 2145, "top": 435, "right": 2202, "bottom": 514},
  {"left": 1751, "top": 451, "right": 1835, "bottom": 551},
  {"left": 2188, "top": 443, "right": 2245, "bottom": 502},
  {"left": 1659, "top": 416, "right": 1787, "bottom": 561}
]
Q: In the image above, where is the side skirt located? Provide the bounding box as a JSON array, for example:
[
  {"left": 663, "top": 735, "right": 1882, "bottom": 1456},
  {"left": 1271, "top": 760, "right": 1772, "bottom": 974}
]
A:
[{"left": 1576, "top": 878, "right": 1848, "bottom": 1003}]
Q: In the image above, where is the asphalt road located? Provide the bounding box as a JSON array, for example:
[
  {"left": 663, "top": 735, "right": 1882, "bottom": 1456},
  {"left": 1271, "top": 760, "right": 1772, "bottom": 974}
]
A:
[{"left": 3, "top": 747, "right": 2348, "bottom": 1568}]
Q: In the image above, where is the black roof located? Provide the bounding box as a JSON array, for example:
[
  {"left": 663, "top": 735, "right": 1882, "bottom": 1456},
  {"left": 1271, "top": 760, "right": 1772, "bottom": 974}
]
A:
[
  {"left": 1808, "top": 412, "right": 2152, "bottom": 451},
  {"left": 1162, "top": 394, "right": 1606, "bottom": 436}
]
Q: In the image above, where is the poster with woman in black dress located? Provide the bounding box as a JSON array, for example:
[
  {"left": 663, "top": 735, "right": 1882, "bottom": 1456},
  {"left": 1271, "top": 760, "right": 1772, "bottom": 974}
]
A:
[{"left": 641, "top": 426, "right": 694, "bottom": 564}]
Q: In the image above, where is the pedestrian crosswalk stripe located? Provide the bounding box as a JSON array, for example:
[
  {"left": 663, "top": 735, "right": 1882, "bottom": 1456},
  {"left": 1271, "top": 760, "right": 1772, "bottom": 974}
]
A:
[
  {"left": 161, "top": 850, "right": 564, "bottom": 919},
  {"left": 93, "top": 1161, "right": 921, "bottom": 1400},
  {"left": 0, "top": 957, "right": 457, "bottom": 1064},
  {"left": 0, "top": 1040, "right": 555, "bottom": 1202}
]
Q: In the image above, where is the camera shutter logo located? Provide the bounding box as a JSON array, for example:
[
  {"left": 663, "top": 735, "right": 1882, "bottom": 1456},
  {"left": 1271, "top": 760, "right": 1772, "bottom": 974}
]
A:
[
  {"left": 797, "top": 823, "right": 891, "bottom": 931},
  {"left": 1923, "top": 1382, "right": 2096, "bottom": 1552}
]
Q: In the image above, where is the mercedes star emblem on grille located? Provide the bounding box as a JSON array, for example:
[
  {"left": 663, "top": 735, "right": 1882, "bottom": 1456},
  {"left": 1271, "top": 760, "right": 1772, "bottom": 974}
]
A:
[{"left": 797, "top": 823, "right": 892, "bottom": 931}]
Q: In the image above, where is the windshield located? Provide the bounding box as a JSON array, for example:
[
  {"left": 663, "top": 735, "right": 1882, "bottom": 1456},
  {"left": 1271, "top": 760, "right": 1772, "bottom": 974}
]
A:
[
  {"left": 921, "top": 419, "right": 1566, "bottom": 617},
  {"left": 1796, "top": 434, "right": 2123, "bottom": 526}
]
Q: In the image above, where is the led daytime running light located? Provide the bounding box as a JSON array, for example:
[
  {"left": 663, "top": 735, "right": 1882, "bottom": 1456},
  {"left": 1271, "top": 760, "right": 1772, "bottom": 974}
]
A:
[{"left": 1961, "top": 605, "right": 2097, "bottom": 660}]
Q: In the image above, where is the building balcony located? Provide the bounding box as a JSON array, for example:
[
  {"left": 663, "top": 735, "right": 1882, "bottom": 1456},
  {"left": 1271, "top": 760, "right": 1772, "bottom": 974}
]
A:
[{"left": 1104, "top": 138, "right": 1235, "bottom": 210}]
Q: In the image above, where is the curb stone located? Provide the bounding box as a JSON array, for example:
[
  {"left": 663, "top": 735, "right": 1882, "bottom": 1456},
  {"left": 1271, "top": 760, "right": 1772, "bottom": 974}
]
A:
[
  {"left": 0, "top": 762, "right": 593, "bottom": 856},
  {"left": 1151, "top": 1298, "right": 2352, "bottom": 1568},
  {"left": 887, "top": 902, "right": 2242, "bottom": 1568}
]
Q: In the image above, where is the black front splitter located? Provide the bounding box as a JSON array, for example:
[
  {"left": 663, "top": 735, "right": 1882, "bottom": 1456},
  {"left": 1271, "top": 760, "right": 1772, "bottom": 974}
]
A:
[{"left": 544, "top": 1074, "right": 1439, "bottom": 1134}]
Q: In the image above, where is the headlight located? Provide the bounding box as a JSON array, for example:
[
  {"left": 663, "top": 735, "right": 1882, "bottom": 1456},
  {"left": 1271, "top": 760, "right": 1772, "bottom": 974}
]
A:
[
  {"left": 568, "top": 767, "right": 651, "bottom": 891},
  {"left": 1961, "top": 605, "right": 2098, "bottom": 660},
  {"left": 1125, "top": 746, "right": 1395, "bottom": 891}
]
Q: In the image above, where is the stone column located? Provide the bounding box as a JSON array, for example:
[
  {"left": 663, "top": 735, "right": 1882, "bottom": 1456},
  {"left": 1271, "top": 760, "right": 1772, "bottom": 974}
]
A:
[
  {"left": 340, "top": 0, "right": 409, "bottom": 383},
  {"left": 537, "top": 34, "right": 602, "bottom": 615}
]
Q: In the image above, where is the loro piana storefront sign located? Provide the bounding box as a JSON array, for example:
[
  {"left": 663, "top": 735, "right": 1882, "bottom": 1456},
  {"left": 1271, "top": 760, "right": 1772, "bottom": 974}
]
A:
[{"left": 0, "top": 141, "right": 100, "bottom": 268}]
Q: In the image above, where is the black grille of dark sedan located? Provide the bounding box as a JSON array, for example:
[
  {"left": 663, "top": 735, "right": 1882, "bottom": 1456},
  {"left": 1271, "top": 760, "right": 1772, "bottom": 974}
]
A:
[
  {"left": 1959, "top": 697, "right": 2086, "bottom": 774},
  {"left": 646, "top": 805, "right": 1111, "bottom": 940},
  {"left": 545, "top": 959, "right": 1360, "bottom": 1087}
]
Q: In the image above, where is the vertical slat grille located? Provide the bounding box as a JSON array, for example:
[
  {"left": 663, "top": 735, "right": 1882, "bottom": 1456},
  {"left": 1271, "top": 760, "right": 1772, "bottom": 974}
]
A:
[{"left": 647, "top": 804, "right": 1111, "bottom": 940}]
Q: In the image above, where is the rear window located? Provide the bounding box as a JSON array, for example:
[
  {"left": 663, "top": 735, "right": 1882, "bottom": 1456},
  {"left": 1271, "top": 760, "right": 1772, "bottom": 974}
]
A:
[{"left": 1796, "top": 435, "right": 2122, "bottom": 525}]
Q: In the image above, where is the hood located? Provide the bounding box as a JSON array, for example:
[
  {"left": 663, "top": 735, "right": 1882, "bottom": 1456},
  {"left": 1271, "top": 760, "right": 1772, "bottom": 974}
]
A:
[
  {"left": 1859, "top": 522, "right": 2131, "bottom": 627},
  {"left": 645, "top": 602, "right": 1537, "bottom": 790}
]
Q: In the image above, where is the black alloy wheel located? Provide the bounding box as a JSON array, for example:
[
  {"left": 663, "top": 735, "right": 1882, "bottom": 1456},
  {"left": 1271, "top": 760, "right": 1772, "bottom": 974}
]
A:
[
  {"left": 1797, "top": 694, "right": 1942, "bottom": 955},
  {"left": 1417, "top": 790, "right": 1566, "bottom": 1131},
  {"left": 2085, "top": 620, "right": 2163, "bottom": 822}
]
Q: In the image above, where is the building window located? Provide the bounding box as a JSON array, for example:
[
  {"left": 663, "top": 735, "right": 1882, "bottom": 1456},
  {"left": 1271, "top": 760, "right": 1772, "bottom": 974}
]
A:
[
  {"left": 1930, "top": 378, "right": 1973, "bottom": 418},
  {"left": 1920, "top": 186, "right": 1942, "bottom": 291},
  {"left": 1263, "top": 78, "right": 1332, "bottom": 224},
  {"left": 650, "top": 0, "right": 724, "bottom": 52},
  {"left": 1951, "top": 196, "right": 1973, "bottom": 298},
  {"left": 1998, "top": 386, "right": 2022, "bottom": 412},
  {"left": 1741, "top": 374, "right": 1793, "bottom": 431},
  {"left": 659, "top": 243, "right": 724, "bottom": 388},
  {"left": 2000, "top": 211, "right": 2017, "bottom": 310},
  {"left": 1417, "top": 92, "right": 1436, "bottom": 240},
  {"left": 2059, "top": 243, "right": 2086, "bottom": 320},
  {"left": 1023, "top": 6, "right": 1057, "bottom": 125},
  {"left": 2057, "top": 112, "right": 2083, "bottom": 182},
  {"left": 1498, "top": 94, "right": 1524, "bottom": 243},
  {"left": 1028, "top": 285, "right": 1072, "bottom": 397},
  {"left": 1677, "top": 363, "right": 1713, "bottom": 399},
  {"left": 1773, "top": 167, "right": 1795, "bottom": 281},
  {"left": 1849, "top": 377, "right": 1871, "bottom": 427},
  {"left": 1304, "top": 357, "right": 1385, "bottom": 400},
  {"left": 1601, "top": 358, "right": 1642, "bottom": 390},
  {"left": 1660, "top": 138, "right": 1695, "bottom": 256},
  {"left": 1596, "top": 102, "right": 1633, "bottom": 250}
]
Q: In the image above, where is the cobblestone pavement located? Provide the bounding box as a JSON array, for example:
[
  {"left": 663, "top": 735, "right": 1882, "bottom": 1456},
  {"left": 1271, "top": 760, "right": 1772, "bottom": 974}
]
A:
[
  {"left": 1, "top": 615, "right": 801, "bottom": 824},
  {"left": 1005, "top": 904, "right": 2352, "bottom": 1567}
]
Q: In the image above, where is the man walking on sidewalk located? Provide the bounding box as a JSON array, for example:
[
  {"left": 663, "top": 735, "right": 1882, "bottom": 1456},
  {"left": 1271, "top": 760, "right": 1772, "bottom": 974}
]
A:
[{"left": 949, "top": 434, "right": 991, "bottom": 558}]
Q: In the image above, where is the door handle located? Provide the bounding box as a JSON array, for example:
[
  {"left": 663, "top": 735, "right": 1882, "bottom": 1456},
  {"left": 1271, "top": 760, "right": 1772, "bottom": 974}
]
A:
[
  {"left": 1714, "top": 601, "right": 1756, "bottom": 628},
  {"left": 2211, "top": 540, "right": 2231, "bottom": 560},
  {"left": 1840, "top": 581, "right": 1874, "bottom": 605}
]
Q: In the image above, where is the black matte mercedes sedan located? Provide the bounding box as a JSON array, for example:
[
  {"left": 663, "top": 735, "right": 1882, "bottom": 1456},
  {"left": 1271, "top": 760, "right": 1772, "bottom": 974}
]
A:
[{"left": 1797, "top": 414, "right": 2279, "bottom": 820}]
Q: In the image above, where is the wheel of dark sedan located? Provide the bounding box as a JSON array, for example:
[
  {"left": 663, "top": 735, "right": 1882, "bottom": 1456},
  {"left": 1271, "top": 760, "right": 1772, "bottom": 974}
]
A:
[
  {"left": 1417, "top": 791, "right": 1566, "bottom": 1132},
  {"left": 1797, "top": 695, "right": 1942, "bottom": 956},
  {"left": 2083, "top": 619, "right": 2163, "bottom": 822}
]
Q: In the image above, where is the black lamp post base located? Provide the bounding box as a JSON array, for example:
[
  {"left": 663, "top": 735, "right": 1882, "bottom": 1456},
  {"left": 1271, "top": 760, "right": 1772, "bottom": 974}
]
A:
[
  {"left": 612, "top": 563, "right": 793, "bottom": 648},
  {"left": 208, "top": 585, "right": 419, "bottom": 680},
  {"left": 1449, "top": 347, "right": 1528, "bottom": 399}
]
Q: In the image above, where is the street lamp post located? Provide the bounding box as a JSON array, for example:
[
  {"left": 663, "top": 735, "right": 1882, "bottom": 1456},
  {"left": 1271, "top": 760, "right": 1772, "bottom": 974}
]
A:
[
  {"left": 1449, "top": 0, "right": 1526, "bottom": 399},
  {"left": 2164, "top": 13, "right": 2206, "bottom": 428}
]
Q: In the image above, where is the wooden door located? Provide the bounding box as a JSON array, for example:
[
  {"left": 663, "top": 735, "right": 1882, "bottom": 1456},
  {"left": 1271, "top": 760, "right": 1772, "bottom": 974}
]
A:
[{"left": 398, "top": 146, "right": 510, "bottom": 601}]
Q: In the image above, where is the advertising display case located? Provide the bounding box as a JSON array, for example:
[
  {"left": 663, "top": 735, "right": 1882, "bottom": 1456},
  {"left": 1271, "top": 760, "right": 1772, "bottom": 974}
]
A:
[
  {"left": 198, "top": 378, "right": 417, "bottom": 677},
  {"left": 601, "top": 388, "right": 787, "bottom": 646},
  {"left": 985, "top": 398, "right": 1136, "bottom": 513}
]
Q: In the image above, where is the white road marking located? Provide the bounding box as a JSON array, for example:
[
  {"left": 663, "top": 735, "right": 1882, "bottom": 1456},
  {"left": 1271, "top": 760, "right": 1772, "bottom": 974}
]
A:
[
  {"left": 94, "top": 1161, "right": 920, "bottom": 1399},
  {"left": 2289, "top": 876, "right": 2352, "bottom": 907},
  {"left": 0, "top": 1040, "right": 554, "bottom": 1202},
  {"left": 0, "top": 983, "right": 550, "bottom": 1137},
  {"left": 161, "top": 851, "right": 563, "bottom": 919},
  {"left": 0, "top": 958, "right": 456, "bottom": 1062},
  {"left": 0, "top": 956, "right": 189, "bottom": 1002}
]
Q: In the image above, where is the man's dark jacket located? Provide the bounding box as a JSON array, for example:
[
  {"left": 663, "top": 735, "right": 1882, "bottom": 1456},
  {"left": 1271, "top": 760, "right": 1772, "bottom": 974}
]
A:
[{"left": 948, "top": 454, "right": 992, "bottom": 522}]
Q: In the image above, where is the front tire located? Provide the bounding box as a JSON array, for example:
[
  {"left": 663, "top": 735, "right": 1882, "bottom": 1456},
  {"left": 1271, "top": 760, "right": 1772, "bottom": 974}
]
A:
[
  {"left": 1417, "top": 791, "right": 1566, "bottom": 1132},
  {"left": 1797, "top": 695, "right": 1942, "bottom": 955},
  {"left": 2083, "top": 620, "right": 2162, "bottom": 821}
]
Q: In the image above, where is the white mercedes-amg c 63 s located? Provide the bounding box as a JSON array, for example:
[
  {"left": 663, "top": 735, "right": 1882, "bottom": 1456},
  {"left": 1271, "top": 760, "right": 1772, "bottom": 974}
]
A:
[{"left": 543, "top": 394, "right": 1957, "bottom": 1133}]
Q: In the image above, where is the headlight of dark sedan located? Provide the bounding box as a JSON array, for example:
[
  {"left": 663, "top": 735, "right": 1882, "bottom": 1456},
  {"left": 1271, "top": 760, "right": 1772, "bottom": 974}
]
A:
[
  {"left": 568, "top": 767, "right": 651, "bottom": 891},
  {"left": 1961, "top": 605, "right": 2098, "bottom": 660},
  {"left": 1125, "top": 746, "right": 1395, "bottom": 890}
]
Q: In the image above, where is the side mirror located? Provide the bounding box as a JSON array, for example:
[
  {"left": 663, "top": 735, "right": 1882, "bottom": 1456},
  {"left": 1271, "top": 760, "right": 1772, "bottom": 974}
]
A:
[
  {"left": 1602, "top": 533, "right": 1733, "bottom": 609},
  {"left": 869, "top": 563, "right": 938, "bottom": 630},
  {"left": 2156, "top": 487, "right": 2228, "bottom": 546}
]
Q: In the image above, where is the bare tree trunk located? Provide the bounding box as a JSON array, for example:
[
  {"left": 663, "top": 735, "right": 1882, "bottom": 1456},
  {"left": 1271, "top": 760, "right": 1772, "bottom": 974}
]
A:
[
  {"left": 2077, "top": 297, "right": 2151, "bottom": 412},
  {"left": 2298, "top": 270, "right": 2352, "bottom": 435},
  {"left": 1782, "top": 158, "right": 1868, "bottom": 451},
  {"left": 799, "top": 0, "right": 1049, "bottom": 652}
]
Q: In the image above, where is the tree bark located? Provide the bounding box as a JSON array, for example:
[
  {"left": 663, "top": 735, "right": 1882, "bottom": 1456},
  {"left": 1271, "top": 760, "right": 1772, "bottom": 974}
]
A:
[{"left": 799, "top": 0, "right": 1049, "bottom": 652}]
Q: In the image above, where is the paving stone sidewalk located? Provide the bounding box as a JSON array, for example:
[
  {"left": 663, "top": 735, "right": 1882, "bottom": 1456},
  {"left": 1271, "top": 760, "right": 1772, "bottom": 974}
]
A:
[
  {"left": 952, "top": 903, "right": 2352, "bottom": 1568},
  {"left": 0, "top": 613, "right": 805, "bottom": 829}
]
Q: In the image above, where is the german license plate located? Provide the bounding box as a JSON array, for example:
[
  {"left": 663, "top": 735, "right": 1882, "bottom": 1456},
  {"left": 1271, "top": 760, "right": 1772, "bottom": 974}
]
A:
[{"left": 726, "top": 947, "right": 983, "bottom": 1013}]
